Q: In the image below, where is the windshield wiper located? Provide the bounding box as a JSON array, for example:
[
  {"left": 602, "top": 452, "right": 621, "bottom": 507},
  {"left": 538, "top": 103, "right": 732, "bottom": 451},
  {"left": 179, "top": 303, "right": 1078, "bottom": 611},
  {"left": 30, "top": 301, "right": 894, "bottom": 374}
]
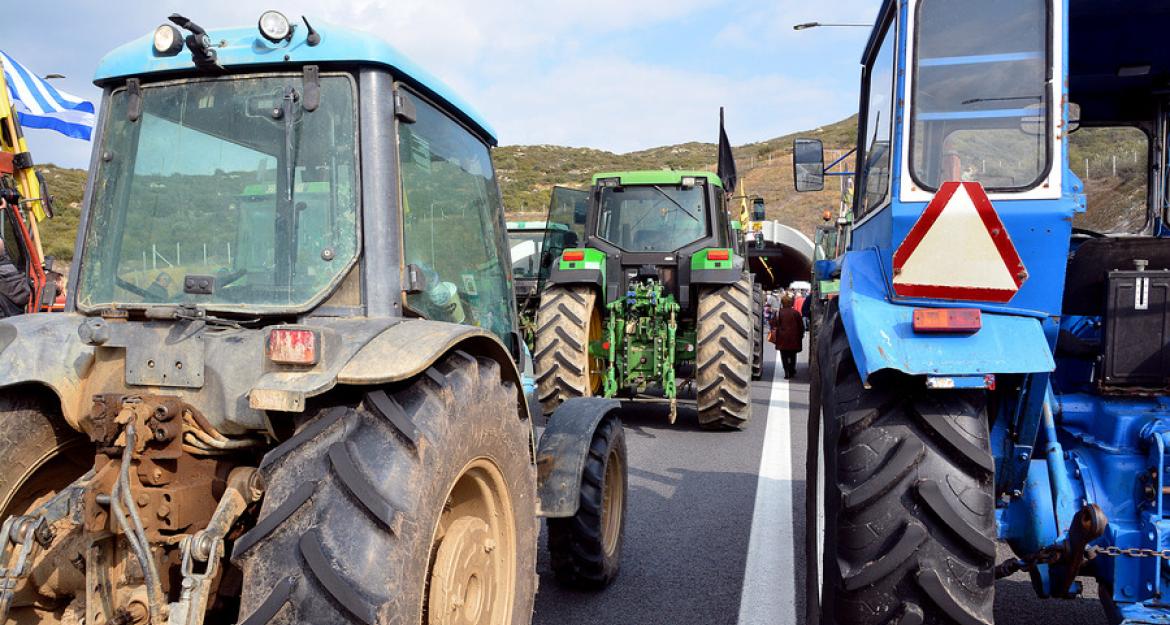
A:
[
  {"left": 279, "top": 84, "right": 302, "bottom": 204},
  {"left": 961, "top": 95, "right": 1042, "bottom": 106},
  {"left": 273, "top": 83, "right": 305, "bottom": 288},
  {"left": 651, "top": 185, "right": 700, "bottom": 222},
  {"left": 144, "top": 304, "right": 257, "bottom": 329}
]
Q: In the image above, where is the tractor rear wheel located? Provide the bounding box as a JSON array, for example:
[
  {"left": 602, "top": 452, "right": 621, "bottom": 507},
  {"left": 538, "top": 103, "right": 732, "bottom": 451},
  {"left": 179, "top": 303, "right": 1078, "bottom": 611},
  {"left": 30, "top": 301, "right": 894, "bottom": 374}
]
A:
[
  {"left": 534, "top": 286, "right": 605, "bottom": 415},
  {"left": 696, "top": 279, "right": 753, "bottom": 430},
  {"left": 807, "top": 303, "right": 996, "bottom": 625},
  {"left": 547, "top": 413, "right": 627, "bottom": 590},
  {"left": 751, "top": 282, "right": 764, "bottom": 381},
  {"left": 235, "top": 351, "right": 538, "bottom": 625},
  {"left": 0, "top": 394, "right": 92, "bottom": 520},
  {"left": 0, "top": 392, "right": 93, "bottom": 622}
]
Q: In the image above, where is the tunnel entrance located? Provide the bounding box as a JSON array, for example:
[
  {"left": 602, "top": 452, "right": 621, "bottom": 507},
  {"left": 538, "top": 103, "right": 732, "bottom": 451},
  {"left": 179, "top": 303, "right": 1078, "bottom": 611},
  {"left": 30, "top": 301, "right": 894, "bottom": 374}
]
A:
[{"left": 746, "top": 222, "right": 814, "bottom": 292}]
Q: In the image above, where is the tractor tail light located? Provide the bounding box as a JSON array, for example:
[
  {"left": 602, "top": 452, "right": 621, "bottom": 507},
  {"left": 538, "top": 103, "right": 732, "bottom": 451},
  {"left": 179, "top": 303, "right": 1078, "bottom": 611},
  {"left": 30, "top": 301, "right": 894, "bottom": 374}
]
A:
[
  {"left": 563, "top": 250, "right": 585, "bottom": 262},
  {"left": 267, "top": 328, "right": 319, "bottom": 365},
  {"left": 912, "top": 308, "right": 982, "bottom": 334},
  {"left": 706, "top": 249, "right": 730, "bottom": 261}
]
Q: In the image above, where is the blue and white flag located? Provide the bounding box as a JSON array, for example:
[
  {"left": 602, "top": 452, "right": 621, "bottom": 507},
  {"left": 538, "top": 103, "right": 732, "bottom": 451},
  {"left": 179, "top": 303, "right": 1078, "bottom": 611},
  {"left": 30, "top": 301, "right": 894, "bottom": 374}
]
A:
[{"left": 0, "top": 49, "right": 94, "bottom": 141}]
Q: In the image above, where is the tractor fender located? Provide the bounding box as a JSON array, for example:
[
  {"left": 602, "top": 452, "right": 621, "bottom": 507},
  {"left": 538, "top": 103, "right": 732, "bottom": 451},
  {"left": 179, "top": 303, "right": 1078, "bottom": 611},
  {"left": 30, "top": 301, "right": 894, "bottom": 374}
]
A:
[
  {"left": 330, "top": 318, "right": 524, "bottom": 407},
  {"left": 688, "top": 254, "right": 746, "bottom": 286},
  {"left": 535, "top": 397, "right": 622, "bottom": 518},
  {"left": 839, "top": 248, "right": 1055, "bottom": 382},
  {"left": 0, "top": 313, "right": 94, "bottom": 428},
  {"left": 250, "top": 319, "right": 523, "bottom": 415},
  {"left": 547, "top": 264, "right": 604, "bottom": 291}
]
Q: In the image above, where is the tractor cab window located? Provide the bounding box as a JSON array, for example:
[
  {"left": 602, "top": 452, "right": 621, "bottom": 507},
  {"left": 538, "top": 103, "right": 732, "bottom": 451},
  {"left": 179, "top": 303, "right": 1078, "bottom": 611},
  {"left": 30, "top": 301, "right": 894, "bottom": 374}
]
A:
[
  {"left": 595, "top": 184, "right": 708, "bottom": 252},
  {"left": 857, "top": 15, "right": 896, "bottom": 216},
  {"left": 77, "top": 74, "right": 359, "bottom": 313},
  {"left": 1071, "top": 126, "right": 1150, "bottom": 234},
  {"left": 398, "top": 90, "right": 515, "bottom": 343},
  {"left": 542, "top": 186, "right": 589, "bottom": 278},
  {"left": 910, "top": 0, "right": 1051, "bottom": 192}
]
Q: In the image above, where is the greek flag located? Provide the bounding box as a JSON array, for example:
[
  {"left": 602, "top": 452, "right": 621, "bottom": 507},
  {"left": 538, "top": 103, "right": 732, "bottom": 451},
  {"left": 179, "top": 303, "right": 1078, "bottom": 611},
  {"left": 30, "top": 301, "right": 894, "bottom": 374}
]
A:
[{"left": 0, "top": 49, "right": 94, "bottom": 141}]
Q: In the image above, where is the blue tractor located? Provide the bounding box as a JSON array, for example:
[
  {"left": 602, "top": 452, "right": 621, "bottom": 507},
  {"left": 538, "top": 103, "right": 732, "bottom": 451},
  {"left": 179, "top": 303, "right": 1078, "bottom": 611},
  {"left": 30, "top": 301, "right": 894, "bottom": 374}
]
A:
[
  {"left": 0, "top": 12, "right": 627, "bottom": 624},
  {"left": 799, "top": 1, "right": 1170, "bottom": 623}
]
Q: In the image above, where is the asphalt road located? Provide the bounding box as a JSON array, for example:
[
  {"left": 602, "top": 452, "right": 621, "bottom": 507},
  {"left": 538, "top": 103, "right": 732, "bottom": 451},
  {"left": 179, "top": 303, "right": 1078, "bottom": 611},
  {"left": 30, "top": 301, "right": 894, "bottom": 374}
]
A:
[{"left": 531, "top": 344, "right": 1111, "bottom": 625}]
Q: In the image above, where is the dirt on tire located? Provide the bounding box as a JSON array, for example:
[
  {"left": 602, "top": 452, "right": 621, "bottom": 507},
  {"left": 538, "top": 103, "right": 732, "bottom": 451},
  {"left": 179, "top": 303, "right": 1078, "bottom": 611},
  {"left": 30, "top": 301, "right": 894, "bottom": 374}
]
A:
[{"left": 234, "top": 351, "right": 538, "bottom": 625}]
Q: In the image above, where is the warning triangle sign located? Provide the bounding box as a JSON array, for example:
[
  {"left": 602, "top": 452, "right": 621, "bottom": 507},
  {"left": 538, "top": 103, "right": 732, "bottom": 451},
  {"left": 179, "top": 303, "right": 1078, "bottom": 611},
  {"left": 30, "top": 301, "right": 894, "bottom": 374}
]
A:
[{"left": 892, "top": 181, "right": 1026, "bottom": 303}]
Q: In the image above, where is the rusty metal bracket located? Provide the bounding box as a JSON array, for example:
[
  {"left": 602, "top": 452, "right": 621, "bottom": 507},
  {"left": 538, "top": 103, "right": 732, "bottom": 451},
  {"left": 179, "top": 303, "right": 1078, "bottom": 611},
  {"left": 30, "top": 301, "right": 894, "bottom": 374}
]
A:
[
  {"left": 536, "top": 398, "right": 621, "bottom": 518},
  {"left": 0, "top": 471, "right": 91, "bottom": 624},
  {"left": 169, "top": 467, "right": 261, "bottom": 625}
]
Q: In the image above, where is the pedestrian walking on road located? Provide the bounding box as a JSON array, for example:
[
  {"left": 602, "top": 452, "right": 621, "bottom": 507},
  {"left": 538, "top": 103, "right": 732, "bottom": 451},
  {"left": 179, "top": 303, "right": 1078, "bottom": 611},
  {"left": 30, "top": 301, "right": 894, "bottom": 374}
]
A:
[{"left": 770, "top": 293, "right": 804, "bottom": 379}]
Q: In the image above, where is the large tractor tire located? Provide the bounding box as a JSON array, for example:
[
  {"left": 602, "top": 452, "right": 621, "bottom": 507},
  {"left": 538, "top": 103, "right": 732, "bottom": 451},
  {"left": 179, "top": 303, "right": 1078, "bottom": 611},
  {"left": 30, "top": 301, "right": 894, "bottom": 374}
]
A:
[
  {"left": 0, "top": 392, "right": 93, "bottom": 622},
  {"left": 235, "top": 351, "right": 538, "bottom": 625},
  {"left": 534, "top": 286, "right": 605, "bottom": 415},
  {"left": 547, "top": 414, "right": 627, "bottom": 590},
  {"left": 0, "top": 393, "right": 92, "bottom": 519},
  {"left": 696, "top": 279, "right": 753, "bottom": 430},
  {"left": 807, "top": 303, "right": 996, "bottom": 625},
  {"left": 751, "top": 281, "right": 764, "bottom": 381}
]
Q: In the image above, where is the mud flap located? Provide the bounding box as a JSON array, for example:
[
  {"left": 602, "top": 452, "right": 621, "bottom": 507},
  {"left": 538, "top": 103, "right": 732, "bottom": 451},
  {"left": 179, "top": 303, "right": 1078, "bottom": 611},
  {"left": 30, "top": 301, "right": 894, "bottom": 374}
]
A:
[{"left": 536, "top": 397, "right": 622, "bottom": 518}]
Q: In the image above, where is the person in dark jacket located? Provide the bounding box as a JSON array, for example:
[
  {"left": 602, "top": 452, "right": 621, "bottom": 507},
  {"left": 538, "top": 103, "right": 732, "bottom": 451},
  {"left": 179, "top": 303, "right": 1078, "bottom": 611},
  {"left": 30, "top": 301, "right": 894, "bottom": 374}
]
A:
[
  {"left": 770, "top": 292, "right": 804, "bottom": 379},
  {"left": 0, "top": 240, "right": 30, "bottom": 317}
]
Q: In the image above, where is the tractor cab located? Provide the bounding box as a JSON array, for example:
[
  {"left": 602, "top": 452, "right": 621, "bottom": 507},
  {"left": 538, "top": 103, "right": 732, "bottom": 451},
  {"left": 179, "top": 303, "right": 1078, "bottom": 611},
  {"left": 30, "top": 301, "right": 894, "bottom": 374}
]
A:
[{"left": 547, "top": 171, "right": 739, "bottom": 313}]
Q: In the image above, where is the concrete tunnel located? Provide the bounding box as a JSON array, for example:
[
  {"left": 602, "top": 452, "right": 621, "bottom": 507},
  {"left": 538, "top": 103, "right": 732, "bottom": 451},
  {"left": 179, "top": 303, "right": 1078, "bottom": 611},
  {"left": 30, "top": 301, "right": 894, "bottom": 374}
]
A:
[{"left": 746, "top": 221, "right": 815, "bottom": 292}]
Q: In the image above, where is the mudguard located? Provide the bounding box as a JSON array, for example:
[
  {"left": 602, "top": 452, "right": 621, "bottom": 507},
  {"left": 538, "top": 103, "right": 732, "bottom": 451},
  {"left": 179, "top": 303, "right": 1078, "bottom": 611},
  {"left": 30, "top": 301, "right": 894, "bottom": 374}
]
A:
[
  {"left": 689, "top": 250, "right": 745, "bottom": 286},
  {"left": 536, "top": 397, "right": 622, "bottom": 518},
  {"left": 547, "top": 248, "right": 606, "bottom": 292},
  {"left": 326, "top": 319, "right": 522, "bottom": 409},
  {"left": 0, "top": 313, "right": 94, "bottom": 427},
  {"left": 839, "top": 248, "right": 1055, "bottom": 382}
]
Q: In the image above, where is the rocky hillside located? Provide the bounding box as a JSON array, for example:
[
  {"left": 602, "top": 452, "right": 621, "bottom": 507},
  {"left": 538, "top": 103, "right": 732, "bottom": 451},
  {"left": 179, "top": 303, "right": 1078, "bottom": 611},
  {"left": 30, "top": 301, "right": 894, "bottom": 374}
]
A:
[{"left": 27, "top": 114, "right": 1149, "bottom": 262}]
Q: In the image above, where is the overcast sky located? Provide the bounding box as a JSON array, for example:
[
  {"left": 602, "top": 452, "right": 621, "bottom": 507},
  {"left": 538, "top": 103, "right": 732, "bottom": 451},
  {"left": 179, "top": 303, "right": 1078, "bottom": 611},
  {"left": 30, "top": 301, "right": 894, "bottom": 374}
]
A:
[{"left": 4, "top": 0, "right": 876, "bottom": 168}]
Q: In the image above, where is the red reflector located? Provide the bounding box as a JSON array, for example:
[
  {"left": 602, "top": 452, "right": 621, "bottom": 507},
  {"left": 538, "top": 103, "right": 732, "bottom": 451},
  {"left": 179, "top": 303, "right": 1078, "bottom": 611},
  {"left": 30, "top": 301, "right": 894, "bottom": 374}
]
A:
[
  {"left": 267, "top": 329, "right": 319, "bottom": 365},
  {"left": 912, "top": 308, "right": 982, "bottom": 334},
  {"left": 563, "top": 250, "right": 585, "bottom": 262},
  {"left": 706, "top": 249, "right": 730, "bottom": 261},
  {"left": 601, "top": 341, "right": 611, "bottom": 351}
]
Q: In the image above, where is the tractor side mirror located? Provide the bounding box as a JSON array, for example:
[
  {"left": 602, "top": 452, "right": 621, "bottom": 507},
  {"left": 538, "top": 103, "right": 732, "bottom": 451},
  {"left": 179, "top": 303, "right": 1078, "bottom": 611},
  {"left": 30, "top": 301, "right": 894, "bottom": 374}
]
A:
[
  {"left": 751, "top": 198, "right": 766, "bottom": 221},
  {"left": 793, "top": 138, "right": 825, "bottom": 192}
]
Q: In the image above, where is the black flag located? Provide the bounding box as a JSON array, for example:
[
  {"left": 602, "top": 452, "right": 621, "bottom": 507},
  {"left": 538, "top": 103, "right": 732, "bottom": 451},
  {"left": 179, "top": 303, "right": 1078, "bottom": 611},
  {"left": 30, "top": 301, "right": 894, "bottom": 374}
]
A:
[{"left": 717, "top": 107, "right": 737, "bottom": 194}]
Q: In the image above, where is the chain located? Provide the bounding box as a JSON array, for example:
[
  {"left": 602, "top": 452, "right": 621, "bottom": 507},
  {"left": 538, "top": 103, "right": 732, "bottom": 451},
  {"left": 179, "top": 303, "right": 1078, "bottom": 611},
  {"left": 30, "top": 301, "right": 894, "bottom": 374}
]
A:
[
  {"left": 995, "top": 543, "right": 1066, "bottom": 578},
  {"left": 1085, "top": 545, "right": 1170, "bottom": 561}
]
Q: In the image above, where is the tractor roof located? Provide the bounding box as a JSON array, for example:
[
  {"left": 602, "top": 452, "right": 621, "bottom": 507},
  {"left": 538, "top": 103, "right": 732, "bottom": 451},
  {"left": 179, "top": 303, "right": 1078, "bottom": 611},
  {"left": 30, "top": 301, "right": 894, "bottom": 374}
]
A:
[
  {"left": 93, "top": 20, "right": 496, "bottom": 144},
  {"left": 591, "top": 170, "right": 724, "bottom": 188}
]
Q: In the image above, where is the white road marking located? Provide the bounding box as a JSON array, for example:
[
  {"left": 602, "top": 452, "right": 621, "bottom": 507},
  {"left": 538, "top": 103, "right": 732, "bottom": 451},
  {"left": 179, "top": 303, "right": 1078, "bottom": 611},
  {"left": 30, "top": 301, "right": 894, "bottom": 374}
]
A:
[{"left": 737, "top": 350, "right": 797, "bottom": 625}]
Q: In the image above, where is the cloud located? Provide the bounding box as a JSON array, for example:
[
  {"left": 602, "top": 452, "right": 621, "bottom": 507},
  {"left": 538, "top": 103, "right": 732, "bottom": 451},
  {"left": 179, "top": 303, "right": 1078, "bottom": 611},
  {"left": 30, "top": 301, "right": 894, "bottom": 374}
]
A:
[{"left": 477, "top": 55, "right": 844, "bottom": 151}]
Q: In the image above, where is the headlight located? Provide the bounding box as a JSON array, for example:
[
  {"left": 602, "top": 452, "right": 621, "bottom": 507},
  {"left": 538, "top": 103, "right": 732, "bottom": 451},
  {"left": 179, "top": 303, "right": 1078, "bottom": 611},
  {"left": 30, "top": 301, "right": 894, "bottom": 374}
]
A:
[
  {"left": 152, "top": 24, "right": 184, "bottom": 56},
  {"left": 258, "top": 10, "right": 293, "bottom": 43}
]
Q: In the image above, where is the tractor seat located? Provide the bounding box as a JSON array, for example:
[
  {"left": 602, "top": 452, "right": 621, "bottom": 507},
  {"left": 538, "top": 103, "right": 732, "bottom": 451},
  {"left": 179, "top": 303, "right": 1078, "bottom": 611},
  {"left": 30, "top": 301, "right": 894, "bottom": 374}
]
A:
[{"left": 1063, "top": 237, "right": 1170, "bottom": 316}]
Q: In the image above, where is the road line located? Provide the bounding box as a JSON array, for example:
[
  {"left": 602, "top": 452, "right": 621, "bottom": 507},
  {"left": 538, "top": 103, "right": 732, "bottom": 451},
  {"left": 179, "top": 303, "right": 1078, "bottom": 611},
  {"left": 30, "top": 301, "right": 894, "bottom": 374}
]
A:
[{"left": 737, "top": 352, "right": 797, "bottom": 625}]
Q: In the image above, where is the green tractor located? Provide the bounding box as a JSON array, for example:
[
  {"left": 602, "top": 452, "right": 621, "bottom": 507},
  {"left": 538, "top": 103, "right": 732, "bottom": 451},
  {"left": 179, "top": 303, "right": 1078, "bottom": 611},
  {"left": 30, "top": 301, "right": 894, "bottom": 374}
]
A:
[{"left": 534, "top": 171, "right": 757, "bottom": 429}]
